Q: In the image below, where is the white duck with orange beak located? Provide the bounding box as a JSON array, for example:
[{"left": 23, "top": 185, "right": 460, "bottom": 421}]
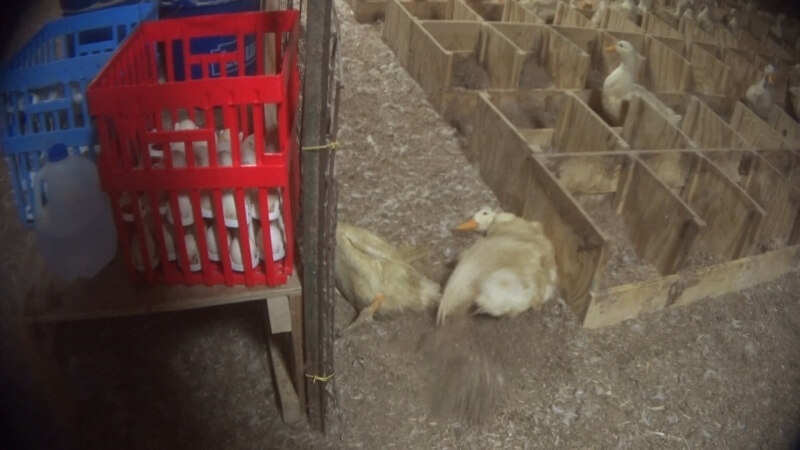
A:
[
  {"left": 602, "top": 40, "right": 682, "bottom": 126},
  {"left": 436, "top": 208, "right": 558, "bottom": 325},
  {"left": 745, "top": 64, "right": 775, "bottom": 119}
]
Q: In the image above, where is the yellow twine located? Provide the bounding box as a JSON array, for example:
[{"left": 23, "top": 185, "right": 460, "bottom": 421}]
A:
[
  {"left": 301, "top": 141, "right": 338, "bottom": 151},
  {"left": 305, "top": 372, "right": 335, "bottom": 383}
]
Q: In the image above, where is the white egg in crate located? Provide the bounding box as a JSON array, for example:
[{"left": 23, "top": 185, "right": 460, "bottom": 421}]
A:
[
  {"left": 165, "top": 192, "right": 194, "bottom": 226},
  {"left": 256, "top": 217, "right": 286, "bottom": 262},
  {"left": 119, "top": 192, "right": 149, "bottom": 222},
  {"left": 162, "top": 223, "right": 177, "bottom": 261},
  {"left": 131, "top": 229, "right": 159, "bottom": 272},
  {"left": 221, "top": 190, "right": 253, "bottom": 228},
  {"left": 249, "top": 189, "right": 282, "bottom": 221},
  {"left": 229, "top": 225, "right": 259, "bottom": 272},
  {"left": 175, "top": 232, "right": 202, "bottom": 272},
  {"left": 206, "top": 224, "right": 231, "bottom": 262}
]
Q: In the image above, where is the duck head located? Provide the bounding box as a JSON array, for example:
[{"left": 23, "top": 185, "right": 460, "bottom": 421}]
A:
[
  {"left": 453, "top": 207, "right": 496, "bottom": 232},
  {"left": 764, "top": 64, "right": 775, "bottom": 85},
  {"left": 605, "top": 40, "right": 638, "bottom": 70}
]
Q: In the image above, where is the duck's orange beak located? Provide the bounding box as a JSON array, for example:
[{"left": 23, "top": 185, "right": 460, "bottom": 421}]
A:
[
  {"left": 604, "top": 44, "right": 617, "bottom": 53},
  {"left": 453, "top": 219, "right": 479, "bottom": 231}
]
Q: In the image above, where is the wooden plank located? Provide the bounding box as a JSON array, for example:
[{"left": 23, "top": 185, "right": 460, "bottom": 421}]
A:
[
  {"left": 621, "top": 97, "right": 694, "bottom": 149},
  {"left": 643, "top": 36, "right": 691, "bottom": 93},
  {"left": 729, "top": 101, "right": 788, "bottom": 150},
  {"left": 383, "top": 0, "right": 416, "bottom": 67},
  {"left": 288, "top": 293, "right": 305, "bottom": 412},
  {"left": 687, "top": 43, "right": 732, "bottom": 96},
  {"left": 684, "top": 154, "right": 765, "bottom": 260},
  {"left": 642, "top": 13, "right": 684, "bottom": 39},
  {"left": 715, "top": 27, "right": 739, "bottom": 49},
  {"left": 743, "top": 155, "right": 800, "bottom": 247},
  {"left": 546, "top": 27, "right": 592, "bottom": 88},
  {"left": 503, "top": 1, "right": 545, "bottom": 24},
  {"left": 584, "top": 244, "right": 800, "bottom": 328},
  {"left": 486, "top": 23, "right": 539, "bottom": 88},
  {"left": 268, "top": 336, "right": 302, "bottom": 424},
  {"left": 459, "top": 0, "right": 505, "bottom": 21},
  {"left": 551, "top": 25, "right": 600, "bottom": 56},
  {"left": 451, "top": 0, "right": 483, "bottom": 21},
  {"left": 405, "top": 21, "right": 457, "bottom": 110},
  {"left": 19, "top": 249, "right": 302, "bottom": 322},
  {"left": 524, "top": 156, "right": 608, "bottom": 323},
  {"left": 619, "top": 159, "right": 705, "bottom": 275},
  {"left": 722, "top": 48, "right": 759, "bottom": 99},
  {"left": 553, "top": 1, "right": 592, "bottom": 27},
  {"left": 678, "top": 15, "right": 717, "bottom": 46},
  {"left": 602, "top": 8, "right": 643, "bottom": 34},
  {"left": 681, "top": 96, "right": 748, "bottom": 148},
  {"left": 759, "top": 150, "right": 800, "bottom": 190},
  {"left": 344, "top": 0, "right": 386, "bottom": 23},
  {"left": 491, "top": 24, "right": 590, "bottom": 89},
  {"left": 267, "top": 295, "right": 292, "bottom": 334},
  {"left": 767, "top": 105, "right": 800, "bottom": 146},
  {"left": 470, "top": 92, "right": 539, "bottom": 212},
  {"left": 552, "top": 92, "right": 630, "bottom": 151}
]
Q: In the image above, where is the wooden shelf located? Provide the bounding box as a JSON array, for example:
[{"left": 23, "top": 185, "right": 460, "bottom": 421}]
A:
[{"left": 15, "top": 243, "right": 301, "bottom": 323}]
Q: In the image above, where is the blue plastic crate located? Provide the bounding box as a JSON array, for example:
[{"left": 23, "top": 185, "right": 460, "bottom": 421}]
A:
[{"left": 1, "top": 2, "right": 157, "bottom": 227}]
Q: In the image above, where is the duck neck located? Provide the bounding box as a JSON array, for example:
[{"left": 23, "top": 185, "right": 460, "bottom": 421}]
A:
[{"left": 618, "top": 53, "right": 637, "bottom": 76}]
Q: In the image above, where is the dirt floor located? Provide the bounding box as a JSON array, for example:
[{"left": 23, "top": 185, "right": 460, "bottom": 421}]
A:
[{"left": 2, "top": 1, "right": 800, "bottom": 449}]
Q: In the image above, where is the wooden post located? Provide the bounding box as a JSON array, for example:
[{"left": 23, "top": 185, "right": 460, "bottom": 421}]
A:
[{"left": 300, "top": 0, "right": 340, "bottom": 434}]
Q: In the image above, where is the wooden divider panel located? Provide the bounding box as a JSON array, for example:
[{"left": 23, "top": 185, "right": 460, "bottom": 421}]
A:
[
  {"left": 768, "top": 105, "right": 800, "bottom": 146},
  {"left": 552, "top": 93, "right": 629, "bottom": 151},
  {"left": 730, "top": 102, "right": 789, "bottom": 150},
  {"left": 641, "top": 12, "right": 684, "bottom": 40},
  {"left": 743, "top": 155, "right": 800, "bottom": 248},
  {"left": 687, "top": 43, "right": 732, "bottom": 96},
  {"left": 621, "top": 97, "right": 695, "bottom": 149},
  {"left": 524, "top": 156, "right": 608, "bottom": 322},
  {"left": 681, "top": 96, "right": 748, "bottom": 148},
  {"left": 618, "top": 158, "right": 705, "bottom": 274}
]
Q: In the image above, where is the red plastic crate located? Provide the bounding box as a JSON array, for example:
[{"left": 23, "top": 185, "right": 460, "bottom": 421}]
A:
[{"left": 87, "top": 10, "right": 301, "bottom": 287}]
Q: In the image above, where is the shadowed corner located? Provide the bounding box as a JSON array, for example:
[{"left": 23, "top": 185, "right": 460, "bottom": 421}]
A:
[{"left": 418, "top": 316, "right": 510, "bottom": 425}]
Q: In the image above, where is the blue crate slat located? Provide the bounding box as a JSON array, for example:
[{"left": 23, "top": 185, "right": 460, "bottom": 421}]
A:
[{"left": 1, "top": 1, "right": 157, "bottom": 227}]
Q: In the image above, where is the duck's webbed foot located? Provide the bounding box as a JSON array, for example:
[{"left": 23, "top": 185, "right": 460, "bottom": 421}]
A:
[{"left": 344, "top": 293, "right": 386, "bottom": 333}]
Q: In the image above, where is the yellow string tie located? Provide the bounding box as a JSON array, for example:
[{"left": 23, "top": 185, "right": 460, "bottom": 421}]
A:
[
  {"left": 302, "top": 141, "right": 338, "bottom": 151},
  {"left": 305, "top": 372, "right": 335, "bottom": 383}
]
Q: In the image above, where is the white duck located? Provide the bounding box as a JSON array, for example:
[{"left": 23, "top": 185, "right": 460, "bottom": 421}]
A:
[
  {"left": 724, "top": 8, "right": 739, "bottom": 34},
  {"left": 770, "top": 13, "right": 785, "bottom": 41},
  {"left": 602, "top": 40, "right": 682, "bottom": 126},
  {"left": 636, "top": 0, "right": 653, "bottom": 15},
  {"left": 436, "top": 209, "right": 558, "bottom": 325},
  {"left": 744, "top": 64, "right": 775, "bottom": 119},
  {"left": 335, "top": 223, "right": 441, "bottom": 330},
  {"left": 697, "top": 5, "right": 714, "bottom": 33},
  {"left": 591, "top": 0, "right": 607, "bottom": 27},
  {"left": 673, "top": 0, "right": 694, "bottom": 18}
]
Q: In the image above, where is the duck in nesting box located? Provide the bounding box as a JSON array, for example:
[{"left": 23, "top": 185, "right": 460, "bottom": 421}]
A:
[
  {"left": 602, "top": 40, "right": 682, "bottom": 126},
  {"left": 745, "top": 64, "right": 775, "bottom": 119},
  {"left": 436, "top": 208, "right": 559, "bottom": 325},
  {"left": 335, "top": 223, "right": 440, "bottom": 332}
]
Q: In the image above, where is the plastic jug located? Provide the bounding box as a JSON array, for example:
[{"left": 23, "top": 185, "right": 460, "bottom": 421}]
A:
[{"left": 33, "top": 144, "right": 117, "bottom": 280}]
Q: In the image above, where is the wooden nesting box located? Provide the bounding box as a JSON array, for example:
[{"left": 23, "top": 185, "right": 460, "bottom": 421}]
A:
[{"left": 365, "top": 0, "right": 800, "bottom": 328}]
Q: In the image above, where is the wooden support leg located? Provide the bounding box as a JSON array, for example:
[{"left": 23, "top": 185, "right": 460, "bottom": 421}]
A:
[
  {"left": 266, "top": 295, "right": 305, "bottom": 424},
  {"left": 288, "top": 293, "right": 305, "bottom": 413}
]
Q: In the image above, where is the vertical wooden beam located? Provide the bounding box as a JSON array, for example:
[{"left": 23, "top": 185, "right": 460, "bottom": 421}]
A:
[{"left": 300, "top": 0, "right": 340, "bottom": 434}]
